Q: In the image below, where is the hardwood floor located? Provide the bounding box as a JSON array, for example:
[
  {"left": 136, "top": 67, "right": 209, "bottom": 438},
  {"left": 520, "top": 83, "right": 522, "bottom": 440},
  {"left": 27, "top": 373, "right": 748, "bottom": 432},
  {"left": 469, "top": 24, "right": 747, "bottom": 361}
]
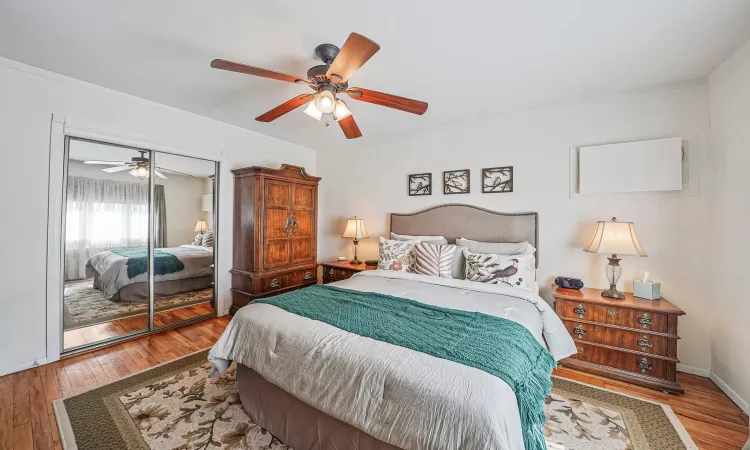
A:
[
  {"left": 1, "top": 316, "right": 747, "bottom": 450},
  {"left": 63, "top": 302, "right": 216, "bottom": 349}
]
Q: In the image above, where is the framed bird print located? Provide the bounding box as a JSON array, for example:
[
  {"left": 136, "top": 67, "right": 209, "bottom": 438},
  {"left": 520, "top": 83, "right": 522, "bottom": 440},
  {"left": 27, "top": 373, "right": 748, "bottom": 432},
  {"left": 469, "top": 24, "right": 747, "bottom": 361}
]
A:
[
  {"left": 443, "top": 169, "right": 470, "bottom": 194},
  {"left": 482, "top": 166, "right": 513, "bottom": 193},
  {"left": 408, "top": 173, "right": 432, "bottom": 196}
]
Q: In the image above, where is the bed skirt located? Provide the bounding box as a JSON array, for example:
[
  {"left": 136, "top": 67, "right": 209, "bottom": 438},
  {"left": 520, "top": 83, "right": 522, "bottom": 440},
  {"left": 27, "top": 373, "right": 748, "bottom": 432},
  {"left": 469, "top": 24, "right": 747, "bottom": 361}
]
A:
[
  {"left": 92, "top": 272, "right": 213, "bottom": 301},
  {"left": 237, "top": 364, "right": 401, "bottom": 450}
]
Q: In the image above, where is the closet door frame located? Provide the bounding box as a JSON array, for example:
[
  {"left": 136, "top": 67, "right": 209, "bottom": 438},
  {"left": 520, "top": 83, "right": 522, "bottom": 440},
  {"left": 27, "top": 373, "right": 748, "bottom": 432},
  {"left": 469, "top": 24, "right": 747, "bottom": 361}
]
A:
[{"left": 48, "top": 119, "right": 219, "bottom": 360}]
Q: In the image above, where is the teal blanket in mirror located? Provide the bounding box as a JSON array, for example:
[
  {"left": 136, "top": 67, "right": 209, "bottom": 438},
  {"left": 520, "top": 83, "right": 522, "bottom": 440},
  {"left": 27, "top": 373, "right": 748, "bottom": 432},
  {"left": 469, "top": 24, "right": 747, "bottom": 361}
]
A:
[
  {"left": 255, "top": 284, "right": 556, "bottom": 450},
  {"left": 110, "top": 248, "right": 185, "bottom": 279}
]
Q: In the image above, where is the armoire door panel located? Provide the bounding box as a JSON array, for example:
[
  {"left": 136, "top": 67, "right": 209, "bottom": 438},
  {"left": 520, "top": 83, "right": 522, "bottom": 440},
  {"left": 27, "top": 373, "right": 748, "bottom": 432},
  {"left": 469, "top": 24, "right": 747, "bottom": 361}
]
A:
[
  {"left": 265, "top": 209, "right": 290, "bottom": 240},
  {"left": 293, "top": 185, "right": 315, "bottom": 209},
  {"left": 291, "top": 238, "right": 314, "bottom": 263},
  {"left": 264, "top": 241, "right": 290, "bottom": 267},
  {"left": 293, "top": 210, "right": 313, "bottom": 238},
  {"left": 266, "top": 181, "right": 291, "bottom": 208}
]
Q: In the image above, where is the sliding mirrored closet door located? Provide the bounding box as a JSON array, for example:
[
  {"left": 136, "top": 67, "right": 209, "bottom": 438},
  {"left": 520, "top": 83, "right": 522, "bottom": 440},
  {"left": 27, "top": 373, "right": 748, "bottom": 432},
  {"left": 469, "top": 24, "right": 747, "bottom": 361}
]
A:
[{"left": 61, "top": 138, "right": 218, "bottom": 353}]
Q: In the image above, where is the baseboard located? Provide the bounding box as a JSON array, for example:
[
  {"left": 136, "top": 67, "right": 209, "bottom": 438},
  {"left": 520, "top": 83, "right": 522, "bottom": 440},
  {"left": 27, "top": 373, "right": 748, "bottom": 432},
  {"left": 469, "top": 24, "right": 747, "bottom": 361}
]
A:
[
  {"left": 710, "top": 371, "right": 749, "bottom": 414},
  {"left": 0, "top": 357, "right": 48, "bottom": 377},
  {"left": 676, "top": 363, "right": 711, "bottom": 377}
]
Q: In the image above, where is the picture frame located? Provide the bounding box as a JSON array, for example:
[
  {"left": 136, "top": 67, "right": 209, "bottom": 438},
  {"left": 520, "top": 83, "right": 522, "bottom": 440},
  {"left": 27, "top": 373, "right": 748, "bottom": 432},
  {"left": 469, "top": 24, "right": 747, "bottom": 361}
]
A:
[
  {"left": 443, "top": 169, "right": 470, "bottom": 194},
  {"left": 408, "top": 173, "right": 432, "bottom": 196},
  {"left": 482, "top": 166, "right": 514, "bottom": 193}
]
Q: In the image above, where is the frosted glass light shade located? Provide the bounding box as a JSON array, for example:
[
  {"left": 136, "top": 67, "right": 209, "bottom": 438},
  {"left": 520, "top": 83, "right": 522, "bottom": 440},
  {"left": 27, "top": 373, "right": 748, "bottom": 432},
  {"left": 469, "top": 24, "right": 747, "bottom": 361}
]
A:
[
  {"left": 194, "top": 220, "right": 208, "bottom": 233},
  {"left": 303, "top": 102, "right": 322, "bottom": 121},
  {"left": 314, "top": 90, "right": 336, "bottom": 113},
  {"left": 583, "top": 218, "right": 647, "bottom": 256},
  {"left": 333, "top": 100, "right": 352, "bottom": 121},
  {"left": 342, "top": 217, "right": 368, "bottom": 239}
]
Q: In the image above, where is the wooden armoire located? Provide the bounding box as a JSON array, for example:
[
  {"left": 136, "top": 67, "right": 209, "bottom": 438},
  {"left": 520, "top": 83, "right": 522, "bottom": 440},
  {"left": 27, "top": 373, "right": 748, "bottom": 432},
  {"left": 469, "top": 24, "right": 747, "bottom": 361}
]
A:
[{"left": 230, "top": 164, "right": 321, "bottom": 314}]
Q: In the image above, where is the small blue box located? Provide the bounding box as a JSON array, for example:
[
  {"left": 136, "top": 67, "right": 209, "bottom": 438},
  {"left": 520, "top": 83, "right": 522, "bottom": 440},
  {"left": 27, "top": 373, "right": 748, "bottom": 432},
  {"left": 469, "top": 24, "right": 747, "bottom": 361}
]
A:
[{"left": 633, "top": 281, "right": 661, "bottom": 300}]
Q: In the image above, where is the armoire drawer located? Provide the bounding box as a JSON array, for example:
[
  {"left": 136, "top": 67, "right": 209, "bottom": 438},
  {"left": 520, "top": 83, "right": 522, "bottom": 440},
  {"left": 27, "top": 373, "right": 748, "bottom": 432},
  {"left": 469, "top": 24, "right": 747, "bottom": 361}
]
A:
[
  {"left": 571, "top": 342, "right": 676, "bottom": 381},
  {"left": 562, "top": 320, "right": 676, "bottom": 357},
  {"left": 558, "top": 300, "right": 670, "bottom": 333},
  {"left": 260, "top": 268, "right": 316, "bottom": 293}
]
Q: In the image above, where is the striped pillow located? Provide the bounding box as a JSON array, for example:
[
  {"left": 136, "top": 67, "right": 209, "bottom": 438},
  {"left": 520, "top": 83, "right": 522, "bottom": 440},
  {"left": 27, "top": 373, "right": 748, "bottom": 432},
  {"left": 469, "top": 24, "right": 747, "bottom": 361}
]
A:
[
  {"left": 414, "top": 243, "right": 457, "bottom": 277},
  {"left": 201, "top": 230, "right": 213, "bottom": 248}
]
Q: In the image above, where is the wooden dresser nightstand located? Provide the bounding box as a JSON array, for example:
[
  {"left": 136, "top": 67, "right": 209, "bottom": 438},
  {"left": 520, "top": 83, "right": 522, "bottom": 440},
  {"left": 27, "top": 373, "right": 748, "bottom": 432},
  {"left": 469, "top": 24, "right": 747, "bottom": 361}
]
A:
[
  {"left": 321, "top": 261, "right": 375, "bottom": 284},
  {"left": 553, "top": 286, "right": 686, "bottom": 394}
]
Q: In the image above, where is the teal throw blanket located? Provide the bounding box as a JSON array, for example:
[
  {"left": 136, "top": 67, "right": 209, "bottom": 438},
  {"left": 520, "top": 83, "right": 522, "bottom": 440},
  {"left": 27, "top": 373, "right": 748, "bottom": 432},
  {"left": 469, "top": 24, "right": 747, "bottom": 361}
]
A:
[
  {"left": 255, "top": 284, "right": 556, "bottom": 450},
  {"left": 111, "top": 248, "right": 185, "bottom": 279}
]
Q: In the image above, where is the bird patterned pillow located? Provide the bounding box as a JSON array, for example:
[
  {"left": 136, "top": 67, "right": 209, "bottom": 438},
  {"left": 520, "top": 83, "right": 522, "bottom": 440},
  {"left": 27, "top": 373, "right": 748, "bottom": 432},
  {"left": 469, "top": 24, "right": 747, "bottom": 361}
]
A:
[{"left": 464, "top": 249, "right": 536, "bottom": 291}]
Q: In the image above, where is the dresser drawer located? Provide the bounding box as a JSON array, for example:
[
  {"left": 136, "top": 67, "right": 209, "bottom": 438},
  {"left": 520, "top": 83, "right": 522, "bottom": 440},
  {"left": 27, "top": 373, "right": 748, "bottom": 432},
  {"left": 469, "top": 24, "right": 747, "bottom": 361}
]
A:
[
  {"left": 571, "top": 342, "right": 676, "bottom": 381},
  {"left": 558, "top": 300, "right": 669, "bottom": 333},
  {"left": 563, "top": 320, "right": 675, "bottom": 357},
  {"left": 261, "top": 268, "right": 316, "bottom": 293},
  {"left": 322, "top": 266, "right": 355, "bottom": 282}
]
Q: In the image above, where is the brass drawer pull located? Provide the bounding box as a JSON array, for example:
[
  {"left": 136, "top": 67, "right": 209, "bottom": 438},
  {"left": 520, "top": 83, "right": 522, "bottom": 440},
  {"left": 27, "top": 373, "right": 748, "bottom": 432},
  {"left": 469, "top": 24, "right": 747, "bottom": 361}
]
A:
[
  {"left": 638, "top": 336, "right": 653, "bottom": 351},
  {"left": 329, "top": 268, "right": 335, "bottom": 276},
  {"left": 304, "top": 271, "right": 313, "bottom": 280},
  {"left": 637, "top": 358, "right": 652, "bottom": 373},
  {"left": 269, "top": 278, "right": 280, "bottom": 288},
  {"left": 573, "top": 325, "right": 587, "bottom": 339},
  {"left": 576, "top": 345, "right": 584, "bottom": 354},
  {"left": 573, "top": 304, "right": 587, "bottom": 318},
  {"left": 608, "top": 309, "right": 618, "bottom": 317},
  {"left": 638, "top": 313, "right": 653, "bottom": 329}
]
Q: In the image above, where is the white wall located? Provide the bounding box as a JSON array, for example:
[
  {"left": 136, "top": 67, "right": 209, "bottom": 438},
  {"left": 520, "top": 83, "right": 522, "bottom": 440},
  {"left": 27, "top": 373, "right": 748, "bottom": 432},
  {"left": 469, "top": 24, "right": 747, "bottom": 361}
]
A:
[
  {"left": 0, "top": 56, "right": 316, "bottom": 375},
  {"left": 707, "top": 38, "right": 750, "bottom": 413},
  {"left": 67, "top": 161, "right": 205, "bottom": 247},
  {"left": 318, "top": 81, "right": 713, "bottom": 373}
]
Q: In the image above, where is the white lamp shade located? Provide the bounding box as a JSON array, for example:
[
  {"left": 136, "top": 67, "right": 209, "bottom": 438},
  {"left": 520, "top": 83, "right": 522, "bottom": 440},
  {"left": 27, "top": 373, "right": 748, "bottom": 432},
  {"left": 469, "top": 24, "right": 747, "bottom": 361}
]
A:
[
  {"left": 333, "top": 100, "right": 352, "bottom": 121},
  {"left": 201, "top": 194, "right": 213, "bottom": 212},
  {"left": 583, "top": 219, "right": 647, "bottom": 256},
  {"left": 342, "top": 217, "right": 368, "bottom": 240},
  {"left": 194, "top": 220, "right": 207, "bottom": 233},
  {"left": 303, "top": 102, "right": 322, "bottom": 121}
]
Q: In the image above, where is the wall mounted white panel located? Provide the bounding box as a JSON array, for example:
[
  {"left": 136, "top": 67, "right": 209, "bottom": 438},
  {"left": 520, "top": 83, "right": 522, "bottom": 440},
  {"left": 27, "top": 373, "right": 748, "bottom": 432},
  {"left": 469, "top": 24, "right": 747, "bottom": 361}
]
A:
[{"left": 579, "top": 137, "right": 683, "bottom": 194}]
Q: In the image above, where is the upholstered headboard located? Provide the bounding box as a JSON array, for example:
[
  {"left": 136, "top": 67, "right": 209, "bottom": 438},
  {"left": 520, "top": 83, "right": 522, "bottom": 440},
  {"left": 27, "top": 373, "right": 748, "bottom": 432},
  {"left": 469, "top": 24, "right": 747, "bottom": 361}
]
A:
[{"left": 390, "top": 204, "right": 539, "bottom": 266}]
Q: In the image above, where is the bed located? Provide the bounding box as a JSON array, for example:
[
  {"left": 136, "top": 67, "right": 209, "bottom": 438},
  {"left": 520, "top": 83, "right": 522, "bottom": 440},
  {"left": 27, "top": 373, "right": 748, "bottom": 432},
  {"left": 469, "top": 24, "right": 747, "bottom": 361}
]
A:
[
  {"left": 85, "top": 244, "right": 214, "bottom": 301},
  {"left": 209, "top": 204, "right": 576, "bottom": 449}
]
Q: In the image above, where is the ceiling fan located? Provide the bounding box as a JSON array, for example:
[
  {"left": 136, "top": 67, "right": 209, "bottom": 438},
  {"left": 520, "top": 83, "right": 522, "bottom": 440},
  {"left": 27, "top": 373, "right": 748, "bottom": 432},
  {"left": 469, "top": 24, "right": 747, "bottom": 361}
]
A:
[
  {"left": 83, "top": 151, "right": 189, "bottom": 180},
  {"left": 210, "top": 32, "right": 428, "bottom": 139}
]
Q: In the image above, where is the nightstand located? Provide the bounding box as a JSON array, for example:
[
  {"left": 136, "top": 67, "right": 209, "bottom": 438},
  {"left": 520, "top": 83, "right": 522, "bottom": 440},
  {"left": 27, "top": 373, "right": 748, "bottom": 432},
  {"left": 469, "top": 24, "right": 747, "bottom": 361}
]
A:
[
  {"left": 321, "top": 261, "right": 375, "bottom": 284},
  {"left": 553, "top": 286, "right": 686, "bottom": 394}
]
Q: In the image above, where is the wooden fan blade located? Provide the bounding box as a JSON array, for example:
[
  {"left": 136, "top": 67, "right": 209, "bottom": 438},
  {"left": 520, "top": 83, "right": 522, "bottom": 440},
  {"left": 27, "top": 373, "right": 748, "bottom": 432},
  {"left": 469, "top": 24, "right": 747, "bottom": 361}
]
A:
[
  {"left": 338, "top": 114, "right": 362, "bottom": 139},
  {"left": 256, "top": 94, "right": 315, "bottom": 122},
  {"left": 346, "top": 88, "right": 428, "bottom": 115},
  {"left": 102, "top": 165, "right": 132, "bottom": 173},
  {"left": 211, "top": 59, "right": 310, "bottom": 84},
  {"left": 326, "top": 33, "right": 380, "bottom": 83}
]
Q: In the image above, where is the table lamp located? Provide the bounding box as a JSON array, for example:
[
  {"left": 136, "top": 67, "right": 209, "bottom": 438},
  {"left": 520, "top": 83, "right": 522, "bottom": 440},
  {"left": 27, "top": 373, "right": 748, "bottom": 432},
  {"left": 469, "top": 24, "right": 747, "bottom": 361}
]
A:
[
  {"left": 342, "top": 216, "right": 368, "bottom": 265},
  {"left": 583, "top": 217, "right": 647, "bottom": 299},
  {"left": 194, "top": 219, "right": 208, "bottom": 234}
]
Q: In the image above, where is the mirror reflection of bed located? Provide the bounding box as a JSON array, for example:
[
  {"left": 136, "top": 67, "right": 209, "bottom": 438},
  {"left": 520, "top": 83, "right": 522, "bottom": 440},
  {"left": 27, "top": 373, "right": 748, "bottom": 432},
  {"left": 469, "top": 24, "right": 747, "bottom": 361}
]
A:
[{"left": 62, "top": 139, "right": 216, "bottom": 351}]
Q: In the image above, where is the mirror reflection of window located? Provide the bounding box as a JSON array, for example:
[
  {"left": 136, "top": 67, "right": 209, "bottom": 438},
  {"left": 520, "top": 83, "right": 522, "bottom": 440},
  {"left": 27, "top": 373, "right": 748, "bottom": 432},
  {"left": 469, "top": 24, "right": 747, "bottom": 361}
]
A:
[{"left": 63, "top": 139, "right": 150, "bottom": 350}]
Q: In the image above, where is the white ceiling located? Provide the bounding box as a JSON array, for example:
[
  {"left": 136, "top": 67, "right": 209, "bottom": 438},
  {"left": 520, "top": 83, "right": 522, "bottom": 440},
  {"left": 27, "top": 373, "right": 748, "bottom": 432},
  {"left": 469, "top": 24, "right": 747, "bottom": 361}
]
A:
[{"left": 2, "top": 0, "right": 750, "bottom": 149}]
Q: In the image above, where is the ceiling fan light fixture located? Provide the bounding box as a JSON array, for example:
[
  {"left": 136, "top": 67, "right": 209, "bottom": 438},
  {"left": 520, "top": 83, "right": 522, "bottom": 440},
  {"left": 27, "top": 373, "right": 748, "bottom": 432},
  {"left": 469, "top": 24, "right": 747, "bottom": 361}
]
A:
[
  {"left": 333, "top": 100, "right": 352, "bottom": 122},
  {"left": 314, "top": 90, "right": 336, "bottom": 114},
  {"left": 130, "top": 166, "right": 149, "bottom": 178},
  {"left": 303, "top": 102, "right": 323, "bottom": 121}
]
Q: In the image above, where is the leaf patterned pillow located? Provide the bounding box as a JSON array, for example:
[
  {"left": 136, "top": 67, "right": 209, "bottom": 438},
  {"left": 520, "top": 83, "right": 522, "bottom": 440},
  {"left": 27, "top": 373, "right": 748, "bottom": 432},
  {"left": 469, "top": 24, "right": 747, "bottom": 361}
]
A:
[
  {"left": 414, "top": 243, "right": 457, "bottom": 277},
  {"left": 377, "top": 237, "right": 417, "bottom": 272},
  {"left": 464, "top": 249, "right": 536, "bottom": 291}
]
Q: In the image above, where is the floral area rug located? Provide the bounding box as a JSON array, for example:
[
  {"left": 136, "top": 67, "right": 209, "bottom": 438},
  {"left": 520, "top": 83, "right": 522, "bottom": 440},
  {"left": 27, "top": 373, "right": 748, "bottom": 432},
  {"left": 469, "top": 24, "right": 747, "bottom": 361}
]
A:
[
  {"left": 54, "top": 350, "right": 696, "bottom": 450},
  {"left": 63, "top": 278, "right": 213, "bottom": 330}
]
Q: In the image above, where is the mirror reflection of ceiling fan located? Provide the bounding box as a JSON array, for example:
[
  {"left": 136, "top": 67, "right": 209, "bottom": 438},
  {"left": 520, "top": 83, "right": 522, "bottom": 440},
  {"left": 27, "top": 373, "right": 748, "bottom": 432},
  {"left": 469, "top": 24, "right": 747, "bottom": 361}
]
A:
[
  {"left": 210, "top": 32, "right": 428, "bottom": 139},
  {"left": 83, "top": 151, "right": 192, "bottom": 180}
]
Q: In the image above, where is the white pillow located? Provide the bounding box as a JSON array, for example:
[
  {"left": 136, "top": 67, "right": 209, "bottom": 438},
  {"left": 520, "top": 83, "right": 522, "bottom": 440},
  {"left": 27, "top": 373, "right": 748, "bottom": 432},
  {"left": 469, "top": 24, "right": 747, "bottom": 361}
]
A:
[
  {"left": 414, "top": 243, "right": 457, "bottom": 278},
  {"left": 463, "top": 249, "right": 537, "bottom": 291},
  {"left": 391, "top": 232, "right": 448, "bottom": 245},
  {"left": 377, "top": 236, "right": 418, "bottom": 272},
  {"left": 456, "top": 238, "right": 535, "bottom": 255}
]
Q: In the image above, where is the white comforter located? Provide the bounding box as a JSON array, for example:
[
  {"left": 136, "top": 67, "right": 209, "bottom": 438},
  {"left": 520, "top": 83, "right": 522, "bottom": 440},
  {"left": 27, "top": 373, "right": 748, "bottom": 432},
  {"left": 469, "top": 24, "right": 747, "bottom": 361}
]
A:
[
  {"left": 209, "top": 270, "right": 576, "bottom": 450},
  {"left": 86, "top": 244, "right": 214, "bottom": 299}
]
